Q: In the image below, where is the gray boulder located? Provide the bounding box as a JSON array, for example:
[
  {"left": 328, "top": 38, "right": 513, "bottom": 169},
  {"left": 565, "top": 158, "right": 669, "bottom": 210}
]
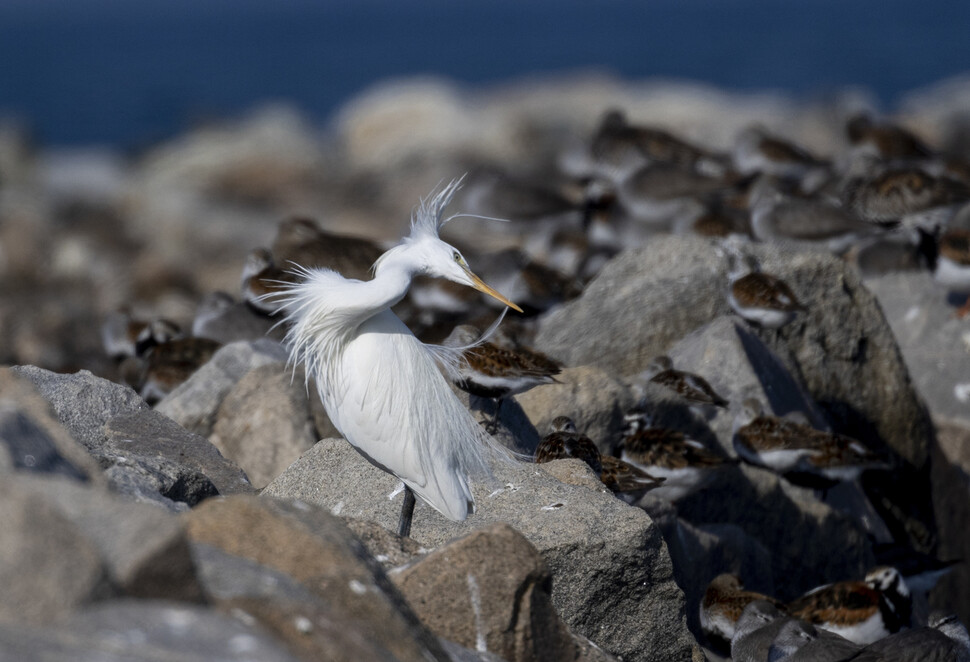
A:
[
  {"left": 9, "top": 365, "right": 253, "bottom": 506},
  {"left": 210, "top": 363, "right": 317, "bottom": 488},
  {"left": 0, "top": 600, "right": 301, "bottom": 662},
  {"left": 929, "top": 419, "right": 970, "bottom": 626},
  {"left": 0, "top": 477, "right": 111, "bottom": 624},
  {"left": 393, "top": 522, "right": 617, "bottom": 662},
  {"left": 9, "top": 365, "right": 147, "bottom": 451},
  {"left": 156, "top": 338, "right": 288, "bottom": 437},
  {"left": 0, "top": 367, "right": 105, "bottom": 483},
  {"left": 264, "top": 438, "right": 696, "bottom": 662},
  {"left": 864, "top": 271, "right": 970, "bottom": 428},
  {"left": 13, "top": 475, "right": 203, "bottom": 603},
  {"left": 184, "top": 494, "right": 452, "bottom": 662}
]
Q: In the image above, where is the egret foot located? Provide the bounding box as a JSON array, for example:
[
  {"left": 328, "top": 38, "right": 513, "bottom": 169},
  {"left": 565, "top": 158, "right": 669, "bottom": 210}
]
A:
[{"left": 398, "top": 485, "right": 416, "bottom": 538}]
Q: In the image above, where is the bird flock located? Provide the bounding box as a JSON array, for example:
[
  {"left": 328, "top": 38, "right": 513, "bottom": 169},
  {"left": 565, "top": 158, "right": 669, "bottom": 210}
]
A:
[{"left": 98, "top": 107, "right": 970, "bottom": 661}]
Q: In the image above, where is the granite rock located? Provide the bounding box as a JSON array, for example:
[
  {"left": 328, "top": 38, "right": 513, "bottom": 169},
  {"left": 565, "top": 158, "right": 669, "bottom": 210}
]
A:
[{"left": 263, "top": 438, "right": 696, "bottom": 662}]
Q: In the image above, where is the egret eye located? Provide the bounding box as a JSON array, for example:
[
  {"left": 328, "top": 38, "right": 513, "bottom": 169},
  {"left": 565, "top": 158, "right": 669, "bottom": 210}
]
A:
[{"left": 453, "top": 251, "right": 462, "bottom": 263}]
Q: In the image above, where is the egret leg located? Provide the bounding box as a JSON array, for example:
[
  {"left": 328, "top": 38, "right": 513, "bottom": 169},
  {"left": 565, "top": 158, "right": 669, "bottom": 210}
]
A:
[{"left": 398, "top": 485, "right": 416, "bottom": 538}]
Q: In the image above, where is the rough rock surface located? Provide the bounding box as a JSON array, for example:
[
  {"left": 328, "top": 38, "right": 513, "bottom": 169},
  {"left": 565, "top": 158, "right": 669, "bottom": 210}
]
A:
[
  {"left": 156, "top": 339, "right": 288, "bottom": 437},
  {"left": 393, "top": 522, "right": 615, "bottom": 662},
  {"left": 0, "top": 600, "right": 301, "bottom": 662},
  {"left": 14, "top": 475, "right": 203, "bottom": 603},
  {"left": 210, "top": 363, "right": 317, "bottom": 488},
  {"left": 535, "top": 235, "right": 933, "bottom": 470},
  {"left": 676, "top": 463, "right": 874, "bottom": 601},
  {"left": 264, "top": 438, "right": 695, "bottom": 662},
  {"left": 10, "top": 364, "right": 147, "bottom": 449},
  {"left": 0, "top": 367, "right": 105, "bottom": 483},
  {"left": 10, "top": 364, "right": 253, "bottom": 506},
  {"left": 184, "top": 495, "right": 452, "bottom": 662},
  {"left": 864, "top": 271, "right": 970, "bottom": 428},
  {"left": 0, "top": 478, "right": 110, "bottom": 624},
  {"left": 929, "top": 419, "right": 970, "bottom": 625}
]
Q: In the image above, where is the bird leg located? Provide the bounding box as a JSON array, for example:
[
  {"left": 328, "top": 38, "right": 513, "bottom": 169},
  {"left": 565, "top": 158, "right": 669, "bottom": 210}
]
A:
[
  {"left": 398, "top": 485, "right": 416, "bottom": 538},
  {"left": 486, "top": 398, "right": 504, "bottom": 434}
]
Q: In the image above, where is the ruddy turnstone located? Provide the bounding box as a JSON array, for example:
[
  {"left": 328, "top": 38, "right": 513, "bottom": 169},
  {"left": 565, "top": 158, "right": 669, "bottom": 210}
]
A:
[
  {"left": 535, "top": 416, "right": 665, "bottom": 495},
  {"left": 766, "top": 619, "right": 861, "bottom": 662},
  {"left": 618, "top": 408, "right": 733, "bottom": 501},
  {"left": 444, "top": 325, "right": 561, "bottom": 428},
  {"left": 240, "top": 247, "right": 299, "bottom": 315},
  {"left": 732, "top": 398, "right": 886, "bottom": 488},
  {"left": 727, "top": 254, "right": 806, "bottom": 329},
  {"left": 846, "top": 114, "right": 933, "bottom": 162},
  {"left": 932, "top": 228, "right": 970, "bottom": 317},
  {"left": 731, "top": 600, "right": 791, "bottom": 662},
  {"left": 101, "top": 310, "right": 182, "bottom": 359},
  {"left": 872, "top": 543, "right": 961, "bottom": 596},
  {"left": 842, "top": 165, "right": 970, "bottom": 231},
  {"left": 271, "top": 216, "right": 384, "bottom": 281},
  {"left": 138, "top": 336, "right": 222, "bottom": 404},
  {"left": 786, "top": 566, "right": 912, "bottom": 645},
  {"left": 732, "top": 125, "right": 829, "bottom": 187},
  {"left": 642, "top": 355, "right": 729, "bottom": 408},
  {"left": 848, "top": 613, "right": 970, "bottom": 661},
  {"left": 700, "top": 573, "right": 786, "bottom": 653}
]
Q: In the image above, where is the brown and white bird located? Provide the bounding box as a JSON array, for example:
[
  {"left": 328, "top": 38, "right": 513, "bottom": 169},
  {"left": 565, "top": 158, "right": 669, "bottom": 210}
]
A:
[
  {"left": 842, "top": 165, "right": 970, "bottom": 231},
  {"left": 240, "top": 247, "right": 299, "bottom": 314},
  {"left": 137, "top": 336, "right": 222, "bottom": 404},
  {"left": 732, "top": 398, "right": 886, "bottom": 488},
  {"left": 642, "top": 355, "right": 729, "bottom": 409},
  {"left": 535, "top": 416, "right": 665, "bottom": 495},
  {"left": 619, "top": 407, "right": 733, "bottom": 501},
  {"left": 101, "top": 311, "right": 182, "bottom": 360},
  {"left": 444, "top": 325, "right": 561, "bottom": 428},
  {"left": 271, "top": 216, "right": 384, "bottom": 281},
  {"left": 700, "top": 573, "right": 787, "bottom": 653},
  {"left": 846, "top": 114, "right": 933, "bottom": 162},
  {"left": 732, "top": 125, "right": 829, "bottom": 188},
  {"left": 727, "top": 254, "right": 806, "bottom": 329},
  {"left": 786, "top": 567, "right": 912, "bottom": 645}
]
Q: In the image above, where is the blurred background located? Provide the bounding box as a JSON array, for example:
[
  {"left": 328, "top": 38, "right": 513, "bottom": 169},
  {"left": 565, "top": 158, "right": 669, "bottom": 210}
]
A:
[{"left": 3, "top": 0, "right": 970, "bottom": 148}]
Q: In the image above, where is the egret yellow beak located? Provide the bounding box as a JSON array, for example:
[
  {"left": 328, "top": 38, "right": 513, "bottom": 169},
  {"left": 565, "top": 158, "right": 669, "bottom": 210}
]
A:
[{"left": 464, "top": 268, "right": 524, "bottom": 313}]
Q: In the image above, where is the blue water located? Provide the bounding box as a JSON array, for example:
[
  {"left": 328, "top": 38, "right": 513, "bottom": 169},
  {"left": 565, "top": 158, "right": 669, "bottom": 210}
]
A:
[{"left": 1, "top": 0, "right": 969, "bottom": 147}]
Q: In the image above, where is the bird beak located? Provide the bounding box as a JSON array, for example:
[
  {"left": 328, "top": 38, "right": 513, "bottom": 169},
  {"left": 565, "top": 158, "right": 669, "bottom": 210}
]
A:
[{"left": 463, "top": 268, "right": 524, "bottom": 312}]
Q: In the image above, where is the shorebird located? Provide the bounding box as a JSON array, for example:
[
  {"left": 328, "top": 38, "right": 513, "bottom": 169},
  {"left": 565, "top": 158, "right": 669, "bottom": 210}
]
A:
[
  {"left": 443, "top": 324, "right": 561, "bottom": 430},
  {"left": 847, "top": 613, "right": 970, "bottom": 661},
  {"left": 641, "top": 355, "right": 729, "bottom": 409},
  {"left": 786, "top": 567, "right": 912, "bottom": 645},
  {"left": 618, "top": 408, "right": 733, "bottom": 501},
  {"left": 240, "top": 247, "right": 299, "bottom": 315},
  {"left": 271, "top": 216, "right": 384, "bottom": 282},
  {"left": 535, "top": 416, "right": 665, "bottom": 495},
  {"left": 732, "top": 398, "right": 886, "bottom": 489},
  {"left": 842, "top": 165, "right": 970, "bottom": 231},
  {"left": 731, "top": 600, "right": 791, "bottom": 662},
  {"left": 727, "top": 254, "right": 807, "bottom": 329},
  {"left": 101, "top": 311, "right": 182, "bottom": 360},
  {"left": 137, "top": 336, "right": 222, "bottom": 404},
  {"left": 732, "top": 125, "right": 829, "bottom": 189},
  {"left": 766, "top": 618, "right": 861, "bottom": 662},
  {"left": 845, "top": 114, "right": 933, "bottom": 162},
  {"left": 700, "top": 573, "right": 787, "bottom": 654}
]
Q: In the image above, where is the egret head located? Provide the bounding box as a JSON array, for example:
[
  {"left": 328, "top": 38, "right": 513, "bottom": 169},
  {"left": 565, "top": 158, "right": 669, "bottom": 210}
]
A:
[{"left": 381, "top": 178, "right": 523, "bottom": 312}]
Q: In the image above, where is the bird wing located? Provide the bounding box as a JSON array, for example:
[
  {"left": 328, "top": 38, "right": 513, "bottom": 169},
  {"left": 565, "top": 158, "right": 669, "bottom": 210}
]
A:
[{"left": 325, "top": 310, "right": 489, "bottom": 522}]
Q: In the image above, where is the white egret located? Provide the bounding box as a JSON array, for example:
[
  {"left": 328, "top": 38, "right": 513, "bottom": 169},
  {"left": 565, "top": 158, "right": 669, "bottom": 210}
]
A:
[{"left": 272, "top": 179, "right": 522, "bottom": 537}]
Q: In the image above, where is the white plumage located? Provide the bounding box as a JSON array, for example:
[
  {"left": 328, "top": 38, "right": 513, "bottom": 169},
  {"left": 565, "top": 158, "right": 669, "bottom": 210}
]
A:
[{"left": 272, "top": 180, "right": 521, "bottom": 527}]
